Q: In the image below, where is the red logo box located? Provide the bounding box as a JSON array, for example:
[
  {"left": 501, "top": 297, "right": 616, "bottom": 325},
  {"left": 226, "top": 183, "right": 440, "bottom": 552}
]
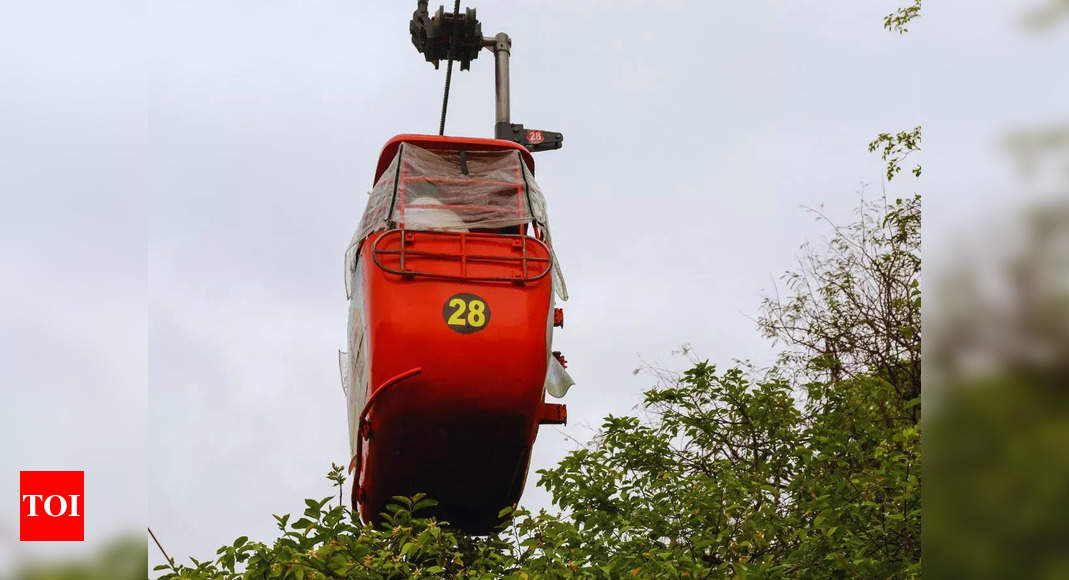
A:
[{"left": 20, "top": 471, "right": 84, "bottom": 541}]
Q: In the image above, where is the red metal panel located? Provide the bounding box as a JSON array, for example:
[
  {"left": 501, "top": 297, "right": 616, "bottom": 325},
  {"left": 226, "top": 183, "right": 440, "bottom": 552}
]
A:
[{"left": 354, "top": 230, "right": 553, "bottom": 532}]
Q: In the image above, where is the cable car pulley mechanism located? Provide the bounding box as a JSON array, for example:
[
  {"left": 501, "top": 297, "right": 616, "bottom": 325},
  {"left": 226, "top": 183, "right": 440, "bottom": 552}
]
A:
[{"left": 409, "top": 0, "right": 564, "bottom": 151}]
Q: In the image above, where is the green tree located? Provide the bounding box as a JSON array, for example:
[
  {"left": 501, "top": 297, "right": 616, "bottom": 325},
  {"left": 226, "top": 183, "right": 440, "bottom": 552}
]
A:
[
  {"left": 154, "top": 192, "right": 920, "bottom": 579},
  {"left": 532, "top": 195, "right": 921, "bottom": 578},
  {"left": 884, "top": 0, "right": 922, "bottom": 34},
  {"left": 17, "top": 535, "right": 146, "bottom": 580}
]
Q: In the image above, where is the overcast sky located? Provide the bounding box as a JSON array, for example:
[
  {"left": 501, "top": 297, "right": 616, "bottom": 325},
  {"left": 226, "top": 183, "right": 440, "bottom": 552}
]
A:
[{"left": 1, "top": 0, "right": 1066, "bottom": 574}]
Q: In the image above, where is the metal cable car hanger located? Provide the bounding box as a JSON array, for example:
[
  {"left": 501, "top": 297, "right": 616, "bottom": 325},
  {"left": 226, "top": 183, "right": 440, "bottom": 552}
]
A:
[{"left": 409, "top": 0, "right": 563, "bottom": 151}]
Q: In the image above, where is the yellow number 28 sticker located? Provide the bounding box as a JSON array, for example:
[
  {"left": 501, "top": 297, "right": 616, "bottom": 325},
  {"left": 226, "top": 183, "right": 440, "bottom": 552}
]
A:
[{"left": 443, "top": 293, "right": 491, "bottom": 334}]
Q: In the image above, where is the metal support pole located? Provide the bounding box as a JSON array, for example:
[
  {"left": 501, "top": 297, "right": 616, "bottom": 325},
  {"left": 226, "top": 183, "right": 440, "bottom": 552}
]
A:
[{"left": 484, "top": 33, "right": 511, "bottom": 136}]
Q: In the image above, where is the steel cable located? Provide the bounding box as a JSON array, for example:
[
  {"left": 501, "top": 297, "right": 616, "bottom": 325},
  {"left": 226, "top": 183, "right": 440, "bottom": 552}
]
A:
[{"left": 438, "top": 0, "right": 460, "bottom": 135}]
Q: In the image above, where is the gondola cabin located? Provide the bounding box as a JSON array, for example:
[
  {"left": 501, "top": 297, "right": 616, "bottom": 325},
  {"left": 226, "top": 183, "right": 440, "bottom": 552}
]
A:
[{"left": 341, "top": 134, "right": 572, "bottom": 532}]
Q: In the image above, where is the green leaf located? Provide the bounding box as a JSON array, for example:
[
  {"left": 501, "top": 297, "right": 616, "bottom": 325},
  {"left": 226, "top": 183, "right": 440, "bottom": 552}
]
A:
[{"left": 413, "top": 497, "right": 439, "bottom": 512}]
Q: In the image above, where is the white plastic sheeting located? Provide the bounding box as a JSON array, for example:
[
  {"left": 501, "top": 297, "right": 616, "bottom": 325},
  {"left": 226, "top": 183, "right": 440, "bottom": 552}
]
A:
[
  {"left": 341, "top": 260, "right": 370, "bottom": 457},
  {"left": 521, "top": 161, "right": 568, "bottom": 301},
  {"left": 344, "top": 143, "right": 567, "bottom": 300},
  {"left": 544, "top": 356, "right": 574, "bottom": 398}
]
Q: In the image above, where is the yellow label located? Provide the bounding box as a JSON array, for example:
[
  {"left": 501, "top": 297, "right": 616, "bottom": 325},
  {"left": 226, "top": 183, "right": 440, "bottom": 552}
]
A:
[{"left": 442, "top": 294, "right": 490, "bottom": 333}]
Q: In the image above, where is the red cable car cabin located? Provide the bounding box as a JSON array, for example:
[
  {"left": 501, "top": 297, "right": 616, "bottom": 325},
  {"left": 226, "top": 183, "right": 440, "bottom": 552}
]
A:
[{"left": 341, "top": 134, "right": 573, "bottom": 532}]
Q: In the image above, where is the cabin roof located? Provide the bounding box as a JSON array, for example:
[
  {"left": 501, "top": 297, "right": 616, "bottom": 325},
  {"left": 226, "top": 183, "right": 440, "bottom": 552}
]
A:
[{"left": 374, "top": 134, "right": 534, "bottom": 183}]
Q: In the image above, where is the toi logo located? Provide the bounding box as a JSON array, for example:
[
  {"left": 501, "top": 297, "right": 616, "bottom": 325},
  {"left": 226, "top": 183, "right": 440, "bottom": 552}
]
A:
[{"left": 20, "top": 471, "right": 84, "bottom": 541}]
